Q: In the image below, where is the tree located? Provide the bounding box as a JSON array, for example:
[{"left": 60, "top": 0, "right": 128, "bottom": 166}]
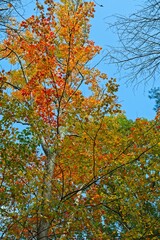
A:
[
  {"left": 0, "top": 0, "right": 22, "bottom": 36},
  {"left": 109, "top": 0, "right": 160, "bottom": 85},
  {"left": 149, "top": 87, "right": 160, "bottom": 113},
  {"left": 0, "top": 0, "right": 160, "bottom": 239}
]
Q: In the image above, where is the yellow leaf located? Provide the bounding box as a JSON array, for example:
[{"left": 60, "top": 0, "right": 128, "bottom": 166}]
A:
[{"left": 8, "top": 3, "right": 12, "bottom": 8}]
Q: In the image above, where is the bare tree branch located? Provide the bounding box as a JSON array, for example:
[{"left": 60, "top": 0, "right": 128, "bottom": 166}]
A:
[{"left": 108, "top": 0, "right": 160, "bottom": 86}]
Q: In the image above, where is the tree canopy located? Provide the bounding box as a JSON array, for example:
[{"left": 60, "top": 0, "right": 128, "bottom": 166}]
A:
[{"left": 0, "top": 0, "right": 160, "bottom": 239}]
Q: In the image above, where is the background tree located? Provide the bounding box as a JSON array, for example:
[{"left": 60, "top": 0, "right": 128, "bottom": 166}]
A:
[
  {"left": 0, "top": 0, "right": 23, "bottom": 37},
  {"left": 149, "top": 87, "right": 160, "bottom": 113},
  {"left": 0, "top": 0, "right": 160, "bottom": 239},
  {"left": 109, "top": 0, "right": 160, "bottom": 85}
]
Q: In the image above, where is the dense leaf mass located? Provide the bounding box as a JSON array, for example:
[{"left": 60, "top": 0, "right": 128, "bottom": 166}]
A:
[{"left": 0, "top": 0, "right": 160, "bottom": 239}]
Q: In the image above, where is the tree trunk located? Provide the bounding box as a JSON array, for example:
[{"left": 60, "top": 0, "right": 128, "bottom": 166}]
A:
[
  {"left": 37, "top": 220, "right": 50, "bottom": 240},
  {"left": 37, "top": 138, "right": 56, "bottom": 239}
]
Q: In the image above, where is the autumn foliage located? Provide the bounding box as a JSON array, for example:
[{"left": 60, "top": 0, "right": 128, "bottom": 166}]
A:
[{"left": 0, "top": 0, "right": 159, "bottom": 239}]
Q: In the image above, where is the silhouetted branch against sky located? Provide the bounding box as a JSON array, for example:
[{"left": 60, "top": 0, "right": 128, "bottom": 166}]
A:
[{"left": 108, "top": 0, "right": 160, "bottom": 86}]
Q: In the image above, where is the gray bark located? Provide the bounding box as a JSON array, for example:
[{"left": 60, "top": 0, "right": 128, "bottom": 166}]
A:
[{"left": 37, "top": 138, "right": 56, "bottom": 240}]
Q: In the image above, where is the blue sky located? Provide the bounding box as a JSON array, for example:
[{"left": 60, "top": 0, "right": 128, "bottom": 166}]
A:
[{"left": 7, "top": 0, "right": 159, "bottom": 120}]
